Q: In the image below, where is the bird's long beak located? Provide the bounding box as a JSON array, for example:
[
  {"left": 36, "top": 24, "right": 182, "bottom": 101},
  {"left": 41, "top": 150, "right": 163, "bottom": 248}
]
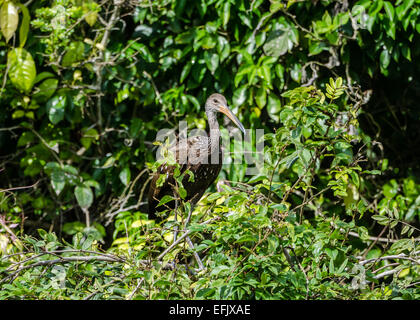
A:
[{"left": 219, "top": 105, "right": 246, "bottom": 134}]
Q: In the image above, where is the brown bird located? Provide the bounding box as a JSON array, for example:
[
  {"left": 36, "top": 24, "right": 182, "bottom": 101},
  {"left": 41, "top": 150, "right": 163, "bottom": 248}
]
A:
[{"left": 148, "top": 93, "right": 245, "bottom": 221}]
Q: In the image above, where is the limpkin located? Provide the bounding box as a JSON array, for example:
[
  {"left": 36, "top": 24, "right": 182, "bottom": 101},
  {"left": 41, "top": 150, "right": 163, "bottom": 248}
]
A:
[{"left": 148, "top": 93, "right": 245, "bottom": 221}]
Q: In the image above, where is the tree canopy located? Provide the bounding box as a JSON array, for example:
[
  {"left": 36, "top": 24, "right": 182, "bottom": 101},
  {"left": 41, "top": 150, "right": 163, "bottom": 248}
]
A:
[{"left": 0, "top": 0, "right": 419, "bottom": 300}]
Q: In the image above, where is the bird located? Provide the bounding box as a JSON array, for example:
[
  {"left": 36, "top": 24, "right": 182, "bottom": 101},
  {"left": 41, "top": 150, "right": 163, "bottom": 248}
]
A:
[{"left": 148, "top": 93, "right": 245, "bottom": 221}]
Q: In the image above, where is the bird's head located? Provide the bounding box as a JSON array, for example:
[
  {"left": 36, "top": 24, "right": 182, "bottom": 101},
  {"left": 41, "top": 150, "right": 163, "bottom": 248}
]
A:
[{"left": 205, "top": 93, "right": 246, "bottom": 134}]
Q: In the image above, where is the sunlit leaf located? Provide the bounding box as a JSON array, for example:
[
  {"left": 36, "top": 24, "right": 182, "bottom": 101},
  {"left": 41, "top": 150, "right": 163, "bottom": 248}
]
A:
[
  {"left": 17, "top": 3, "right": 30, "bottom": 47},
  {"left": 255, "top": 87, "right": 266, "bottom": 108},
  {"left": 380, "top": 49, "right": 391, "bottom": 69},
  {"left": 75, "top": 185, "right": 94, "bottom": 208},
  {"left": 233, "top": 85, "right": 247, "bottom": 107},
  {"left": 34, "top": 78, "right": 58, "bottom": 102},
  {"left": 119, "top": 167, "right": 131, "bottom": 186},
  {"left": 0, "top": 1, "right": 18, "bottom": 43},
  {"left": 222, "top": 1, "right": 230, "bottom": 27},
  {"left": 51, "top": 169, "right": 66, "bottom": 195},
  {"left": 267, "top": 93, "right": 281, "bottom": 121},
  {"left": 204, "top": 51, "right": 219, "bottom": 74},
  {"left": 8, "top": 48, "right": 36, "bottom": 93},
  {"left": 263, "top": 19, "right": 298, "bottom": 57},
  {"left": 62, "top": 41, "right": 85, "bottom": 67},
  {"left": 47, "top": 95, "right": 67, "bottom": 124}
]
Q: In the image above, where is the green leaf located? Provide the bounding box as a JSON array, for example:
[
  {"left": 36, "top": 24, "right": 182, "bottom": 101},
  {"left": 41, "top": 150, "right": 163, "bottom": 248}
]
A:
[
  {"left": 12, "top": 110, "right": 24, "bottom": 119},
  {"left": 383, "top": 1, "right": 395, "bottom": 21},
  {"left": 258, "top": 65, "right": 271, "bottom": 84},
  {"left": 62, "top": 41, "right": 85, "bottom": 67},
  {"left": 372, "top": 214, "right": 390, "bottom": 225},
  {"left": 7, "top": 48, "right": 36, "bottom": 93},
  {"left": 44, "top": 161, "right": 61, "bottom": 172},
  {"left": 51, "top": 169, "right": 66, "bottom": 195},
  {"left": 63, "top": 165, "right": 78, "bottom": 176},
  {"left": 390, "top": 239, "right": 413, "bottom": 253},
  {"left": 270, "top": 2, "right": 282, "bottom": 13},
  {"left": 271, "top": 203, "right": 287, "bottom": 211},
  {"left": 383, "top": 179, "right": 398, "bottom": 198},
  {"left": 204, "top": 51, "right": 219, "bottom": 74},
  {"left": 119, "top": 167, "right": 131, "bottom": 186},
  {"left": 235, "top": 235, "right": 257, "bottom": 243},
  {"left": 299, "top": 148, "right": 312, "bottom": 167},
  {"left": 34, "top": 71, "right": 55, "bottom": 84},
  {"left": 222, "top": 1, "right": 230, "bottom": 28},
  {"left": 326, "top": 83, "right": 334, "bottom": 95},
  {"left": 338, "top": 258, "right": 348, "bottom": 274},
  {"left": 0, "top": 1, "right": 18, "bottom": 43},
  {"left": 368, "top": 0, "right": 383, "bottom": 17},
  {"left": 302, "top": 126, "right": 312, "bottom": 139},
  {"left": 396, "top": 0, "right": 414, "bottom": 20},
  {"left": 401, "top": 45, "right": 411, "bottom": 61},
  {"left": 349, "top": 171, "right": 360, "bottom": 188},
  {"left": 84, "top": 180, "right": 100, "bottom": 190},
  {"left": 157, "top": 195, "right": 173, "bottom": 207},
  {"left": 80, "top": 128, "right": 99, "bottom": 149},
  {"left": 263, "top": 28, "right": 293, "bottom": 57},
  {"left": 267, "top": 93, "right": 281, "bottom": 121},
  {"left": 17, "top": 131, "right": 35, "bottom": 147},
  {"left": 363, "top": 169, "right": 381, "bottom": 175},
  {"left": 33, "top": 78, "right": 58, "bottom": 102},
  {"left": 100, "top": 156, "right": 115, "bottom": 169},
  {"left": 290, "top": 64, "right": 302, "bottom": 83},
  {"left": 380, "top": 49, "right": 391, "bottom": 69},
  {"left": 308, "top": 41, "right": 328, "bottom": 56},
  {"left": 207, "top": 192, "right": 221, "bottom": 201},
  {"left": 178, "top": 187, "right": 187, "bottom": 199},
  {"left": 62, "top": 221, "right": 85, "bottom": 235},
  {"left": 186, "top": 95, "right": 200, "bottom": 112},
  {"left": 75, "top": 185, "right": 94, "bottom": 208},
  {"left": 233, "top": 85, "right": 247, "bottom": 107},
  {"left": 180, "top": 61, "right": 191, "bottom": 83},
  {"left": 85, "top": 10, "right": 98, "bottom": 26},
  {"left": 83, "top": 1, "right": 99, "bottom": 27},
  {"left": 329, "top": 258, "right": 335, "bottom": 274},
  {"left": 217, "top": 36, "right": 230, "bottom": 62},
  {"left": 17, "top": 3, "right": 30, "bottom": 47},
  {"left": 25, "top": 111, "right": 34, "bottom": 119},
  {"left": 255, "top": 87, "right": 267, "bottom": 108},
  {"left": 47, "top": 95, "right": 67, "bottom": 124},
  {"left": 282, "top": 152, "right": 299, "bottom": 169},
  {"left": 401, "top": 225, "right": 411, "bottom": 235}
]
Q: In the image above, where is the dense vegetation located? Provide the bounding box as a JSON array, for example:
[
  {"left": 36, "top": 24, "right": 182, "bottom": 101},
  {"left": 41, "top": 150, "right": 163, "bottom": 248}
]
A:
[{"left": 0, "top": 0, "right": 419, "bottom": 299}]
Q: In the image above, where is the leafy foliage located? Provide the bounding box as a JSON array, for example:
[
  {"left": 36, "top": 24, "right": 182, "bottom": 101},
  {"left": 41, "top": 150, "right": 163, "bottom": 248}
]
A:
[{"left": 0, "top": 0, "right": 419, "bottom": 300}]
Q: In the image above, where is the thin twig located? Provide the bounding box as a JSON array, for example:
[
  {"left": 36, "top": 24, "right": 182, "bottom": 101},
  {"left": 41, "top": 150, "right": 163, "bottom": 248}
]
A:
[
  {"left": 0, "top": 180, "right": 40, "bottom": 193},
  {"left": 359, "top": 251, "right": 420, "bottom": 266},
  {"left": 127, "top": 278, "right": 144, "bottom": 300}
]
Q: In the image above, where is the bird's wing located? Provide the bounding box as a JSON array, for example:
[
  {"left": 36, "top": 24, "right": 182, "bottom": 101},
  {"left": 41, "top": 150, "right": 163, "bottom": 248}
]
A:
[
  {"left": 148, "top": 135, "right": 209, "bottom": 218},
  {"left": 164, "top": 135, "right": 209, "bottom": 166}
]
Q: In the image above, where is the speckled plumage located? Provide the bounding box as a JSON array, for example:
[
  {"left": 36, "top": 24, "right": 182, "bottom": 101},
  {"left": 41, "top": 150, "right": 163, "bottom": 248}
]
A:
[{"left": 148, "top": 93, "right": 245, "bottom": 220}]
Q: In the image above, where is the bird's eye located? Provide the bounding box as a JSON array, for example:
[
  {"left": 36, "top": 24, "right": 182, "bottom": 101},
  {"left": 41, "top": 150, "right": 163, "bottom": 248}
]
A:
[{"left": 213, "top": 99, "right": 218, "bottom": 103}]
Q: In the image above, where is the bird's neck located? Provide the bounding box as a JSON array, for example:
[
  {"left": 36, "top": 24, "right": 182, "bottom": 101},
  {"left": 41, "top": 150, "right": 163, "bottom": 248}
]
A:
[{"left": 207, "top": 110, "right": 221, "bottom": 150}]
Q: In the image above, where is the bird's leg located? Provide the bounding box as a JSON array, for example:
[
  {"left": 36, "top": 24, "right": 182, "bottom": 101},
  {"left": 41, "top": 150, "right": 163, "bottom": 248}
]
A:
[
  {"left": 185, "top": 203, "right": 194, "bottom": 226},
  {"left": 173, "top": 196, "right": 179, "bottom": 243},
  {"left": 169, "top": 195, "right": 180, "bottom": 270},
  {"left": 186, "top": 236, "right": 204, "bottom": 271},
  {"left": 182, "top": 203, "right": 205, "bottom": 271}
]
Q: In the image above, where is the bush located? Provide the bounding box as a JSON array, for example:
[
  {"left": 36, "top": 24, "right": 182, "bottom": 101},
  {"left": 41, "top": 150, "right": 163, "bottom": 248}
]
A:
[{"left": 0, "top": 0, "right": 419, "bottom": 300}]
